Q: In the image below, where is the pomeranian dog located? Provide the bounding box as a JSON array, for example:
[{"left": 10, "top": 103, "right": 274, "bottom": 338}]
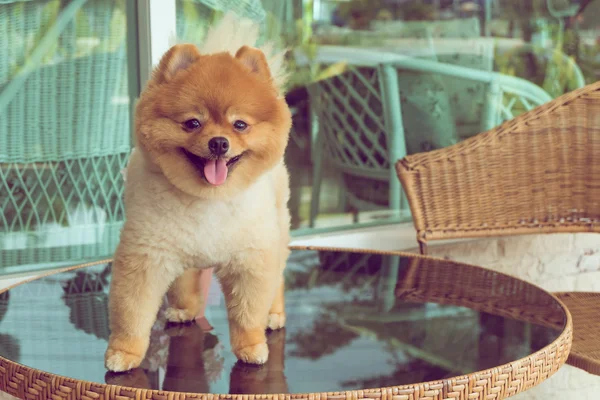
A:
[{"left": 104, "top": 14, "right": 292, "bottom": 372}]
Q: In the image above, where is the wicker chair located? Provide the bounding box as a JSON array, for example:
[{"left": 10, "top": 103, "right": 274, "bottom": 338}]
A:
[{"left": 396, "top": 81, "right": 600, "bottom": 376}]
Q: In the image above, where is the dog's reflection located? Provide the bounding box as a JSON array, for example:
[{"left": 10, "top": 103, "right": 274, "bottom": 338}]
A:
[
  {"left": 229, "top": 328, "right": 288, "bottom": 394},
  {"left": 106, "top": 322, "right": 288, "bottom": 394},
  {"left": 162, "top": 321, "right": 214, "bottom": 393}
]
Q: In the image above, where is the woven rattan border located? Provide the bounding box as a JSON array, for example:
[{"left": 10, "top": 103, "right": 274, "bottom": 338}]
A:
[
  {"left": 554, "top": 292, "right": 600, "bottom": 376},
  {"left": 0, "top": 246, "right": 573, "bottom": 400},
  {"left": 395, "top": 81, "right": 600, "bottom": 253}
]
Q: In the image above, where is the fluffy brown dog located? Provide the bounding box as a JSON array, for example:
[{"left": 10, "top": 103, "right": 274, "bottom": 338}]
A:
[{"left": 104, "top": 15, "right": 291, "bottom": 372}]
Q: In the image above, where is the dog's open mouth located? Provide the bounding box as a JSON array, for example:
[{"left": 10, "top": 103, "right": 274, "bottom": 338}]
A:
[{"left": 182, "top": 149, "right": 244, "bottom": 186}]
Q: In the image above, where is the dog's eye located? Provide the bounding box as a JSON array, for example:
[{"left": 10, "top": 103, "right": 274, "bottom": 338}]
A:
[
  {"left": 183, "top": 119, "right": 201, "bottom": 131},
  {"left": 233, "top": 120, "right": 248, "bottom": 131}
]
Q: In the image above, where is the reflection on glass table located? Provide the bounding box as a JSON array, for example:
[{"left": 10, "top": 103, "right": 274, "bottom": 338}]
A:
[{"left": 0, "top": 249, "right": 568, "bottom": 396}]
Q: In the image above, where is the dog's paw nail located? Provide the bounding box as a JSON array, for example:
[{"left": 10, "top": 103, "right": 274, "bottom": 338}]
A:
[
  {"left": 165, "top": 307, "right": 196, "bottom": 323},
  {"left": 267, "top": 312, "right": 286, "bottom": 330},
  {"left": 105, "top": 348, "right": 143, "bottom": 372},
  {"left": 235, "top": 342, "right": 269, "bottom": 365}
]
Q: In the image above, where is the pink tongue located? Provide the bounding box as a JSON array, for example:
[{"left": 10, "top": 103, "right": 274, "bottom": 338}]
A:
[{"left": 203, "top": 159, "right": 228, "bottom": 186}]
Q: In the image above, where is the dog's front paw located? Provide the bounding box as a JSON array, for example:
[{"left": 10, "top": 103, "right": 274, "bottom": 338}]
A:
[
  {"left": 165, "top": 306, "right": 197, "bottom": 323},
  {"left": 105, "top": 347, "right": 144, "bottom": 372},
  {"left": 267, "top": 312, "right": 286, "bottom": 330},
  {"left": 234, "top": 342, "right": 269, "bottom": 365}
]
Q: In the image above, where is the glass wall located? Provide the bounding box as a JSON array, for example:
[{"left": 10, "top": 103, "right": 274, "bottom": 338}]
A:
[{"left": 1, "top": 0, "right": 599, "bottom": 272}]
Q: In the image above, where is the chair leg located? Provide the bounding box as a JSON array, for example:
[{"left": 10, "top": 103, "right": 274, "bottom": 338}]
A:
[
  {"left": 388, "top": 176, "right": 401, "bottom": 215},
  {"left": 352, "top": 207, "right": 359, "bottom": 224},
  {"left": 419, "top": 241, "right": 428, "bottom": 255},
  {"left": 338, "top": 179, "right": 348, "bottom": 214},
  {"left": 309, "top": 147, "right": 324, "bottom": 228}
]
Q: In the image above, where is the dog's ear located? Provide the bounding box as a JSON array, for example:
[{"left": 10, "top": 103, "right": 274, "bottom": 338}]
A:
[
  {"left": 235, "top": 46, "right": 271, "bottom": 79},
  {"left": 153, "top": 44, "right": 201, "bottom": 84}
]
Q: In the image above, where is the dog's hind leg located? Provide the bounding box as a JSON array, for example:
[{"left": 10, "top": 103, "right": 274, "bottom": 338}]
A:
[
  {"left": 165, "top": 268, "right": 204, "bottom": 323},
  {"left": 267, "top": 280, "right": 286, "bottom": 330}
]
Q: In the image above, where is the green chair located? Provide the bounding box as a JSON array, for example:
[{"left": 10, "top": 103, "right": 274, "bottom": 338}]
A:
[
  {"left": 371, "top": 18, "right": 496, "bottom": 140},
  {"left": 303, "top": 47, "right": 553, "bottom": 227},
  {"left": 0, "top": 0, "right": 130, "bottom": 270}
]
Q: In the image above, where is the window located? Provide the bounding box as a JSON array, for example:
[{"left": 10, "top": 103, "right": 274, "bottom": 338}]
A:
[
  {"left": 2, "top": 0, "right": 598, "bottom": 272},
  {"left": 0, "top": 0, "right": 131, "bottom": 272}
]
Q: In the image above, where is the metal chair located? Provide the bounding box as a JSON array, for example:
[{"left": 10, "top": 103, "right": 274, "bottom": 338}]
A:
[{"left": 303, "top": 46, "right": 552, "bottom": 227}]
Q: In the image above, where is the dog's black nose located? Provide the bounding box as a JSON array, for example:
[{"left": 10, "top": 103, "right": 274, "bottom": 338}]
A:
[{"left": 208, "top": 137, "right": 229, "bottom": 156}]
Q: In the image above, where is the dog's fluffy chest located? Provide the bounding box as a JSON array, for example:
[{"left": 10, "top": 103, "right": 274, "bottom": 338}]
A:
[
  {"left": 175, "top": 179, "right": 279, "bottom": 261},
  {"left": 122, "top": 152, "right": 280, "bottom": 268}
]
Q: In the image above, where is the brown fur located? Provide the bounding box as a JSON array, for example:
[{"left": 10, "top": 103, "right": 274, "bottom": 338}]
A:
[
  {"left": 135, "top": 45, "right": 291, "bottom": 200},
  {"left": 105, "top": 326, "right": 289, "bottom": 394},
  {"left": 105, "top": 43, "right": 292, "bottom": 372}
]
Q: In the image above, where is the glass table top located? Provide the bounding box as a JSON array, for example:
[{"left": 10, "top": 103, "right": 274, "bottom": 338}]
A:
[{"left": 0, "top": 249, "right": 567, "bottom": 395}]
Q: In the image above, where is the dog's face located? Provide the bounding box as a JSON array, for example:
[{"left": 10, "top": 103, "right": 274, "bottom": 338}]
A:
[{"left": 135, "top": 44, "right": 291, "bottom": 200}]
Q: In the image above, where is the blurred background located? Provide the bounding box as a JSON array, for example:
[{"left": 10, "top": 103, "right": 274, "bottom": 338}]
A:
[{"left": 1, "top": 0, "right": 599, "bottom": 274}]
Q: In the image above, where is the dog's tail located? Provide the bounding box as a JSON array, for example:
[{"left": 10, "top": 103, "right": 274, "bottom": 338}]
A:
[{"left": 197, "top": 12, "right": 289, "bottom": 96}]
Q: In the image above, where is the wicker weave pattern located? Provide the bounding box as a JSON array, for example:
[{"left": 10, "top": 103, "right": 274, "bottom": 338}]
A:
[
  {"left": 0, "top": 248, "right": 573, "bottom": 400},
  {"left": 555, "top": 292, "right": 600, "bottom": 376},
  {"left": 0, "top": 0, "right": 131, "bottom": 268},
  {"left": 0, "top": 0, "right": 130, "bottom": 163},
  {"left": 396, "top": 81, "right": 600, "bottom": 248},
  {"left": 395, "top": 82, "right": 600, "bottom": 375},
  {"left": 0, "top": 153, "right": 128, "bottom": 267},
  {"left": 0, "top": 318, "right": 572, "bottom": 400},
  {"left": 310, "top": 66, "right": 389, "bottom": 174},
  {"left": 396, "top": 258, "right": 566, "bottom": 331}
]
